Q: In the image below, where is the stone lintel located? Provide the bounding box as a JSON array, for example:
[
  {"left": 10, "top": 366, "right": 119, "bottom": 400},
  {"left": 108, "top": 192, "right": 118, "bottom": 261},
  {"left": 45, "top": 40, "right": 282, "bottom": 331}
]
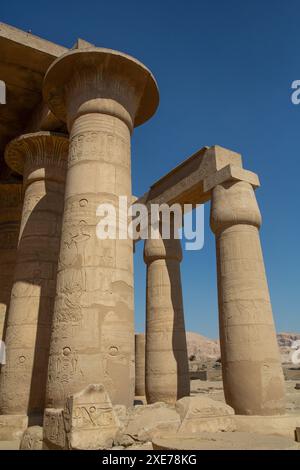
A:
[
  {"left": 136, "top": 145, "right": 248, "bottom": 209},
  {"left": 25, "top": 101, "right": 66, "bottom": 134},
  {"left": 203, "top": 164, "right": 260, "bottom": 193}
]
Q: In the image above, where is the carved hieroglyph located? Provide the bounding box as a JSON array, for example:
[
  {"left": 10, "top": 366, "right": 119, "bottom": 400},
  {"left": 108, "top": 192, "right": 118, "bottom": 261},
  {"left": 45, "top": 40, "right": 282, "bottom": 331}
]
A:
[
  {"left": 144, "top": 224, "right": 190, "bottom": 404},
  {"left": 0, "top": 184, "right": 22, "bottom": 342},
  {"left": 43, "top": 384, "right": 120, "bottom": 450},
  {"left": 210, "top": 180, "right": 286, "bottom": 415},
  {"left": 135, "top": 333, "right": 145, "bottom": 396},
  {"left": 0, "top": 132, "right": 68, "bottom": 417},
  {"left": 43, "top": 48, "right": 159, "bottom": 408}
]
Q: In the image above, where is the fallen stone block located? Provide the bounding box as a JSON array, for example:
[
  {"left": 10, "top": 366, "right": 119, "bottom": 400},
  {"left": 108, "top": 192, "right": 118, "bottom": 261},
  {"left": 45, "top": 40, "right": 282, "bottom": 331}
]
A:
[
  {"left": 118, "top": 402, "right": 180, "bottom": 444},
  {"left": 176, "top": 396, "right": 236, "bottom": 433},
  {"left": 65, "top": 384, "right": 120, "bottom": 450}
]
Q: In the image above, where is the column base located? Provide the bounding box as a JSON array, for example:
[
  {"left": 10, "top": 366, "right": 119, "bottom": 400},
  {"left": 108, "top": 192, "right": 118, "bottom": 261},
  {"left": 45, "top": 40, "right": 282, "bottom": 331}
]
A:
[
  {"left": 233, "top": 413, "right": 300, "bottom": 440},
  {"left": 0, "top": 414, "right": 28, "bottom": 441}
]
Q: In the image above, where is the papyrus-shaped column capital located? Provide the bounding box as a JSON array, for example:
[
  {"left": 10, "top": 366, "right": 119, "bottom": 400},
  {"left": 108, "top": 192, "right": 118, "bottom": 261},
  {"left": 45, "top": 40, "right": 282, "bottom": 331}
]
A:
[
  {"left": 43, "top": 48, "right": 159, "bottom": 132},
  {"left": 5, "top": 131, "right": 68, "bottom": 186}
]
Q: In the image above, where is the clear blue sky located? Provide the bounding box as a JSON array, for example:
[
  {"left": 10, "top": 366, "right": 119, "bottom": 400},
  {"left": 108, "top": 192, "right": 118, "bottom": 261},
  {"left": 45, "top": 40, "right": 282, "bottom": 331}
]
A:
[{"left": 2, "top": 0, "right": 299, "bottom": 338}]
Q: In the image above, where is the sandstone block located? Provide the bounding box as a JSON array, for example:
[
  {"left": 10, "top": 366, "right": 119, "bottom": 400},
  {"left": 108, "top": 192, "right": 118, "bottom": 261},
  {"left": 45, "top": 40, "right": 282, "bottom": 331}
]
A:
[
  {"left": 0, "top": 414, "right": 28, "bottom": 440},
  {"left": 65, "top": 384, "right": 120, "bottom": 450},
  {"left": 120, "top": 402, "right": 180, "bottom": 443},
  {"left": 43, "top": 408, "right": 66, "bottom": 449},
  {"left": 20, "top": 426, "right": 43, "bottom": 450},
  {"left": 176, "top": 396, "right": 236, "bottom": 433}
]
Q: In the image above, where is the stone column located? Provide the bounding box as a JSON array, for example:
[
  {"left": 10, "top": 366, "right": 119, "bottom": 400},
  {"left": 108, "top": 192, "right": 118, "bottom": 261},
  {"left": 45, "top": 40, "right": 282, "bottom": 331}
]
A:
[
  {"left": 43, "top": 48, "right": 159, "bottom": 408},
  {"left": 210, "top": 180, "right": 286, "bottom": 415},
  {"left": 0, "top": 132, "right": 68, "bottom": 420},
  {"left": 0, "top": 184, "right": 22, "bottom": 343},
  {"left": 135, "top": 333, "right": 145, "bottom": 397},
  {"left": 144, "top": 230, "right": 190, "bottom": 404}
]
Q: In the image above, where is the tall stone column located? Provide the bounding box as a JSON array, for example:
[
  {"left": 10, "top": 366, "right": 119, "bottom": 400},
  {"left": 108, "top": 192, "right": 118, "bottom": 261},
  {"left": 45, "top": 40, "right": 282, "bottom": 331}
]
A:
[
  {"left": 0, "top": 184, "right": 22, "bottom": 343},
  {"left": 0, "top": 132, "right": 68, "bottom": 420},
  {"left": 43, "top": 48, "right": 159, "bottom": 408},
  {"left": 135, "top": 333, "right": 145, "bottom": 397},
  {"left": 210, "top": 180, "right": 286, "bottom": 415},
  {"left": 144, "top": 230, "right": 190, "bottom": 404}
]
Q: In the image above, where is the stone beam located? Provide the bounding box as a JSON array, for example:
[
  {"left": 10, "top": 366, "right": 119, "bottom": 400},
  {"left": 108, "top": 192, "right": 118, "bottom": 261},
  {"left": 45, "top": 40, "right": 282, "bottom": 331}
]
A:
[
  {"left": 0, "top": 22, "right": 68, "bottom": 178},
  {"left": 136, "top": 145, "right": 260, "bottom": 210}
]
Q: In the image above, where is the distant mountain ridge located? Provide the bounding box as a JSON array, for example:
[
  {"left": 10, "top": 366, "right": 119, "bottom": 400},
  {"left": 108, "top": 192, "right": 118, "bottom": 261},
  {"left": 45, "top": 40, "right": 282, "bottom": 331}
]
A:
[{"left": 186, "top": 331, "right": 300, "bottom": 364}]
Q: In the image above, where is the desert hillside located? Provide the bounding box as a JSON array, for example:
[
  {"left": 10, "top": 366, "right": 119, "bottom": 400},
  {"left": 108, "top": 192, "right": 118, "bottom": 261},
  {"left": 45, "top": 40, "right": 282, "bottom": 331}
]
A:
[{"left": 186, "top": 331, "right": 300, "bottom": 364}]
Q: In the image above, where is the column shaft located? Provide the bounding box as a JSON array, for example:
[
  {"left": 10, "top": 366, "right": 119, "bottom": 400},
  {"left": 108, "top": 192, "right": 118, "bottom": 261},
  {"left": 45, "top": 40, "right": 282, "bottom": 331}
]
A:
[
  {"left": 210, "top": 180, "right": 285, "bottom": 415},
  {"left": 46, "top": 114, "right": 134, "bottom": 407},
  {"left": 144, "top": 234, "right": 190, "bottom": 404},
  {"left": 135, "top": 333, "right": 145, "bottom": 396},
  {"left": 0, "top": 184, "right": 22, "bottom": 343},
  {"left": 0, "top": 133, "right": 68, "bottom": 418},
  {"left": 43, "top": 48, "right": 159, "bottom": 409}
]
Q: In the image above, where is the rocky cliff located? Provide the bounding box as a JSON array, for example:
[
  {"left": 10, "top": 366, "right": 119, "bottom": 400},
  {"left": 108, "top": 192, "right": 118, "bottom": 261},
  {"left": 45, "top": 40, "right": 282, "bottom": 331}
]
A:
[{"left": 187, "top": 331, "right": 300, "bottom": 364}]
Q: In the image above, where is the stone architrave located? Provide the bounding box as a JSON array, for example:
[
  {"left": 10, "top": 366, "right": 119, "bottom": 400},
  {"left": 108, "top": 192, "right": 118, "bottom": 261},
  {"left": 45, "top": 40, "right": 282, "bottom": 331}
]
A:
[
  {"left": 209, "top": 178, "right": 286, "bottom": 415},
  {"left": 135, "top": 333, "right": 146, "bottom": 397},
  {"left": 0, "top": 132, "right": 68, "bottom": 419},
  {"left": 144, "top": 223, "right": 190, "bottom": 404},
  {"left": 43, "top": 48, "right": 159, "bottom": 408},
  {"left": 0, "top": 184, "right": 22, "bottom": 343}
]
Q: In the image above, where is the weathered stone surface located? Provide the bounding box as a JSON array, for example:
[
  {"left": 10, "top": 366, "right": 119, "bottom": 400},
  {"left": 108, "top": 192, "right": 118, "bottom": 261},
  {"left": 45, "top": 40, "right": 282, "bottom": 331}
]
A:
[
  {"left": 20, "top": 426, "right": 43, "bottom": 450},
  {"left": 210, "top": 180, "right": 286, "bottom": 415},
  {"left": 135, "top": 334, "right": 145, "bottom": 396},
  {"left": 113, "top": 405, "right": 129, "bottom": 433},
  {"left": 152, "top": 432, "right": 300, "bottom": 450},
  {"left": 44, "top": 385, "right": 121, "bottom": 450},
  {"left": 43, "top": 408, "right": 66, "bottom": 449},
  {"left": 176, "top": 396, "right": 235, "bottom": 433},
  {"left": 144, "top": 222, "right": 190, "bottom": 405},
  {"left": 0, "top": 132, "right": 68, "bottom": 417},
  {"left": 233, "top": 413, "right": 300, "bottom": 440},
  {"left": 43, "top": 47, "right": 159, "bottom": 410},
  {"left": 0, "top": 414, "right": 28, "bottom": 440},
  {"left": 0, "top": 440, "right": 20, "bottom": 450},
  {"left": 126, "top": 441, "right": 153, "bottom": 450},
  {"left": 65, "top": 384, "right": 120, "bottom": 450},
  {"left": 0, "top": 184, "right": 22, "bottom": 344},
  {"left": 118, "top": 402, "right": 180, "bottom": 444}
]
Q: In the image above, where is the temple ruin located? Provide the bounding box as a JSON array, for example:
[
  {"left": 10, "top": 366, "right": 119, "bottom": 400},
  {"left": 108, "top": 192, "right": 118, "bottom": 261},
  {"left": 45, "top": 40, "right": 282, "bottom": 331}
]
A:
[{"left": 0, "top": 22, "right": 297, "bottom": 450}]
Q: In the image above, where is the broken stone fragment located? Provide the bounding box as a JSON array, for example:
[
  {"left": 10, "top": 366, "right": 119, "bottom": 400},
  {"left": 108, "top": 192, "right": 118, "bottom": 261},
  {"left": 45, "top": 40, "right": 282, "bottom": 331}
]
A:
[
  {"left": 117, "top": 402, "right": 181, "bottom": 444},
  {"left": 43, "top": 384, "right": 120, "bottom": 450},
  {"left": 175, "top": 396, "right": 236, "bottom": 433},
  {"left": 20, "top": 426, "right": 43, "bottom": 450}
]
